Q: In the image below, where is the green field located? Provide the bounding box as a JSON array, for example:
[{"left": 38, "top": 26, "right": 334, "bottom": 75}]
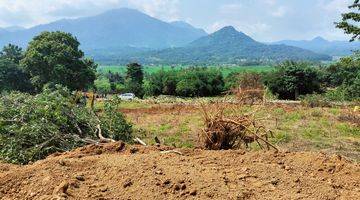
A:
[{"left": 97, "top": 65, "right": 275, "bottom": 76}]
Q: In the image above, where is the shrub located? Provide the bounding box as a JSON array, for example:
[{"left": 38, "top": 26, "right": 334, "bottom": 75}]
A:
[
  {"left": 145, "top": 68, "right": 225, "bottom": 97},
  {"left": 0, "top": 85, "right": 132, "bottom": 164},
  {"left": 264, "top": 61, "right": 322, "bottom": 100},
  {"left": 322, "top": 53, "right": 360, "bottom": 101},
  {"left": 100, "top": 97, "right": 132, "bottom": 141}
]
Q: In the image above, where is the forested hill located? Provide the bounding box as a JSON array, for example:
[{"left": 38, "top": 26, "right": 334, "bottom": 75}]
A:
[
  {"left": 273, "top": 36, "right": 360, "bottom": 56},
  {"left": 127, "top": 26, "right": 332, "bottom": 65},
  {"left": 0, "top": 8, "right": 207, "bottom": 50}
]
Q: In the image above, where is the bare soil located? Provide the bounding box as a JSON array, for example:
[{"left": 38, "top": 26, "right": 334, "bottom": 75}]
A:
[{"left": 1, "top": 142, "right": 359, "bottom": 200}]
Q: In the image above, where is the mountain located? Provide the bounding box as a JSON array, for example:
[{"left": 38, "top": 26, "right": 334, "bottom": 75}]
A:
[
  {"left": 273, "top": 37, "right": 360, "bottom": 56},
  {"left": 4, "top": 26, "right": 25, "bottom": 32},
  {"left": 170, "top": 21, "right": 207, "bottom": 36},
  {"left": 0, "top": 8, "right": 207, "bottom": 50},
  {"left": 128, "top": 26, "right": 331, "bottom": 65},
  {"left": 0, "top": 28, "right": 8, "bottom": 35}
]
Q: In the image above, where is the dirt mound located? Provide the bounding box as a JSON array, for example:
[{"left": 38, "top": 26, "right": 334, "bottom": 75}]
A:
[{"left": 1, "top": 143, "right": 359, "bottom": 200}]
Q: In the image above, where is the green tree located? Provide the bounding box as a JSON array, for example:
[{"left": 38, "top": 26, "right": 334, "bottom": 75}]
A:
[
  {"left": 0, "top": 44, "right": 32, "bottom": 92},
  {"left": 335, "top": 0, "right": 360, "bottom": 41},
  {"left": 94, "top": 77, "right": 111, "bottom": 95},
  {"left": 0, "top": 44, "right": 24, "bottom": 64},
  {"left": 125, "top": 63, "right": 144, "bottom": 97},
  {"left": 323, "top": 53, "right": 360, "bottom": 100},
  {"left": 264, "top": 61, "right": 322, "bottom": 100},
  {"left": 21, "top": 31, "right": 96, "bottom": 92},
  {"left": 0, "top": 58, "right": 33, "bottom": 93},
  {"left": 324, "top": 53, "right": 360, "bottom": 87}
]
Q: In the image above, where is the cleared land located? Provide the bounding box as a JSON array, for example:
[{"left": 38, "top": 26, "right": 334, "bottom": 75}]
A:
[
  {"left": 1, "top": 97, "right": 359, "bottom": 200},
  {"left": 1, "top": 142, "right": 359, "bottom": 200},
  {"left": 116, "top": 98, "right": 360, "bottom": 161}
]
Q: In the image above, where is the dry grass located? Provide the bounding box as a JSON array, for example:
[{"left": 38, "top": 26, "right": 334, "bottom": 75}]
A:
[
  {"left": 231, "top": 72, "right": 265, "bottom": 105},
  {"left": 111, "top": 98, "right": 360, "bottom": 161}
]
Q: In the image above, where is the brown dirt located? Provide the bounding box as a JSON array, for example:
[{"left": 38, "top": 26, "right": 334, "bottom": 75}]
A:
[{"left": 0, "top": 142, "right": 359, "bottom": 200}]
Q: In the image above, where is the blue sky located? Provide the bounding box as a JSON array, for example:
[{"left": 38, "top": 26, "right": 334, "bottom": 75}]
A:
[{"left": 0, "top": 0, "right": 354, "bottom": 42}]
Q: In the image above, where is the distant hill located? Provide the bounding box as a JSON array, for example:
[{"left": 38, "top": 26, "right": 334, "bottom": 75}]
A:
[
  {"left": 273, "top": 37, "right": 360, "bottom": 56},
  {"left": 0, "top": 8, "right": 207, "bottom": 50},
  {"left": 170, "top": 21, "right": 207, "bottom": 36},
  {"left": 126, "top": 26, "right": 331, "bottom": 65},
  {"left": 4, "top": 26, "right": 25, "bottom": 32},
  {"left": 0, "top": 28, "right": 8, "bottom": 35}
]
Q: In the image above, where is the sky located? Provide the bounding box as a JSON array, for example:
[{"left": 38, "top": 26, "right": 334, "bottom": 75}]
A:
[{"left": 0, "top": 0, "right": 354, "bottom": 42}]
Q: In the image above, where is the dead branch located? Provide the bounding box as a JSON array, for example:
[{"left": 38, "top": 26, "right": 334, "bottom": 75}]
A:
[
  {"left": 134, "top": 137, "right": 147, "bottom": 146},
  {"left": 96, "top": 124, "right": 115, "bottom": 143},
  {"left": 160, "top": 150, "right": 183, "bottom": 155}
]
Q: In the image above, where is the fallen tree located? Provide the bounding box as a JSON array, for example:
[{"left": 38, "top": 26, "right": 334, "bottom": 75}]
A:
[{"left": 0, "top": 85, "right": 132, "bottom": 164}]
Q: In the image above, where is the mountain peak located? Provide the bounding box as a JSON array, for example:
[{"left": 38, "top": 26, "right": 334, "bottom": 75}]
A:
[
  {"left": 96, "top": 8, "right": 149, "bottom": 18},
  {"left": 212, "top": 26, "right": 250, "bottom": 39},
  {"left": 312, "top": 36, "right": 327, "bottom": 42},
  {"left": 217, "top": 26, "right": 238, "bottom": 33},
  {"left": 189, "top": 26, "right": 257, "bottom": 48}
]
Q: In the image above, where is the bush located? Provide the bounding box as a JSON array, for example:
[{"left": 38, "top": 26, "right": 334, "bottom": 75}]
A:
[
  {"left": 264, "top": 61, "right": 322, "bottom": 100},
  {"left": 100, "top": 97, "right": 132, "bottom": 141},
  {"left": 145, "top": 68, "right": 225, "bottom": 97},
  {"left": 0, "top": 85, "right": 132, "bottom": 164},
  {"left": 323, "top": 53, "right": 360, "bottom": 101}
]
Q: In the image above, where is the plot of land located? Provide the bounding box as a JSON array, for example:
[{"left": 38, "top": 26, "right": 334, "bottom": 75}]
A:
[
  {"left": 1, "top": 98, "right": 359, "bottom": 200},
  {"left": 118, "top": 98, "right": 360, "bottom": 161},
  {"left": 1, "top": 142, "right": 359, "bottom": 200}
]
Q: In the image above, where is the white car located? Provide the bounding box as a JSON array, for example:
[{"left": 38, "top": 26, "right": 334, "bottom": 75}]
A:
[{"left": 119, "top": 93, "right": 135, "bottom": 100}]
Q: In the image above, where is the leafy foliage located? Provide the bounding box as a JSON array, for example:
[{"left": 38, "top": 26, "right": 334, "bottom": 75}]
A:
[
  {"left": 21, "top": 31, "right": 97, "bottom": 92},
  {"left": 0, "top": 85, "right": 132, "bottom": 164},
  {"left": 100, "top": 97, "right": 133, "bottom": 141},
  {"left": 94, "top": 77, "right": 111, "bottom": 95},
  {"left": 335, "top": 0, "right": 360, "bottom": 41},
  {"left": 144, "top": 67, "right": 225, "bottom": 97},
  {"left": 0, "top": 58, "right": 33, "bottom": 93},
  {"left": 264, "top": 61, "right": 322, "bottom": 100},
  {"left": 0, "top": 44, "right": 24, "bottom": 64},
  {"left": 0, "top": 45, "right": 33, "bottom": 93},
  {"left": 323, "top": 53, "right": 360, "bottom": 100},
  {"left": 125, "top": 63, "right": 144, "bottom": 97}
]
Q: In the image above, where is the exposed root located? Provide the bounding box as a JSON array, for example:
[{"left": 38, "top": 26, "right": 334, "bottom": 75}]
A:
[{"left": 200, "top": 103, "right": 277, "bottom": 151}]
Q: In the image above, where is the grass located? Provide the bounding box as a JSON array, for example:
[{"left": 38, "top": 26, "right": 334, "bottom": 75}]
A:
[
  {"left": 97, "top": 65, "right": 275, "bottom": 76},
  {"left": 98, "top": 97, "right": 360, "bottom": 160}
]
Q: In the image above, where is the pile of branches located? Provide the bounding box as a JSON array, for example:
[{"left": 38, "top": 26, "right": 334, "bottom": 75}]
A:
[
  {"left": 231, "top": 72, "right": 265, "bottom": 105},
  {"left": 0, "top": 85, "right": 132, "bottom": 164},
  {"left": 200, "top": 104, "right": 277, "bottom": 150}
]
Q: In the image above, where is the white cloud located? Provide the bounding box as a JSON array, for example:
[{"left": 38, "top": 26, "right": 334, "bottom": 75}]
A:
[
  {"left": 321, "top": 0, "right": 350, "bottom": 13},
  {"left": 264, "top": 0, "right": 277, "bottom": 6},
  {"left": 127, "top": 0, "right": 179, "bottom": 21},
  {"left": 219, "top": 3, "right": 243, "bottom": 15},
  {"left": 271, "top": 6, "right": 287, "bottom": 17}
]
